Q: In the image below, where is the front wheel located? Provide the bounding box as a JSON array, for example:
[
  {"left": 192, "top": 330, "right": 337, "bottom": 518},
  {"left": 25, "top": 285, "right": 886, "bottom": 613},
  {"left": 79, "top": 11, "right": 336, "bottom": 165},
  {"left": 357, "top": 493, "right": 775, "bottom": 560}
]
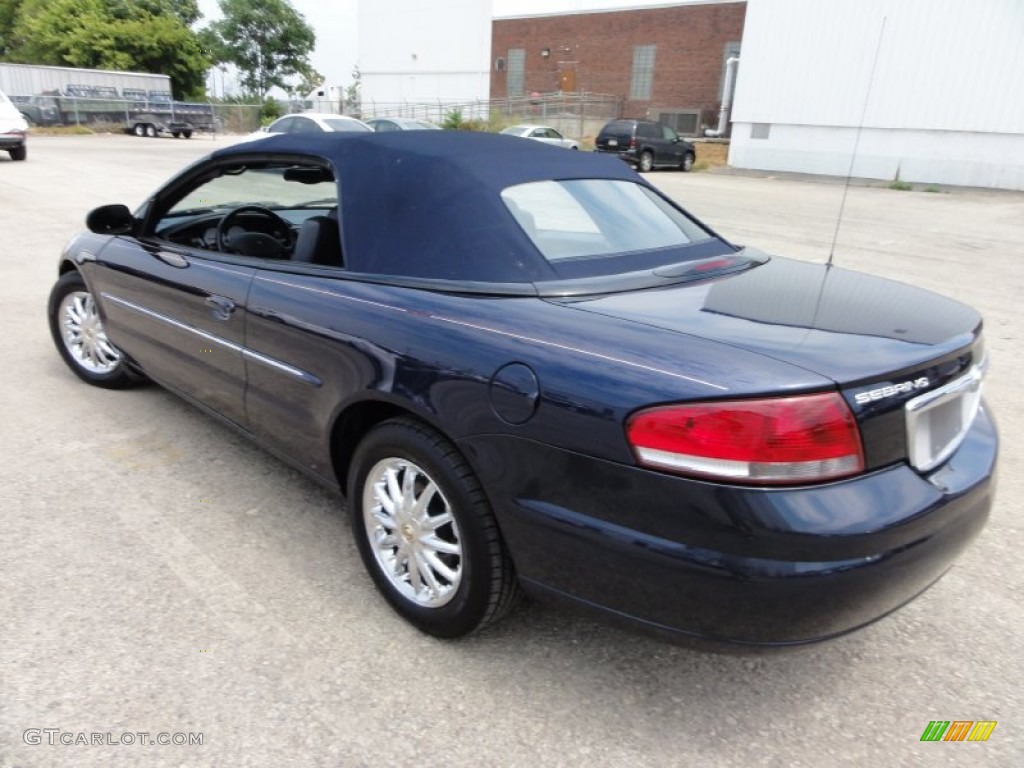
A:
[
  {"left": 348, "top": 418, "right": 520, "bottom": 637},
  {"left": 48, "top": 271, "right": 140, "bottom": 389},
  {"left": 133, "top": 123, "right": 146, "bottom": 137},
  {"left": 182, "top": 130, "right": 193, "bottom": 139},
  {"left": 9, "top": 145, "right": 26, "bottom": 161},
  {"left": 681, "top": 152, "right": 695, "bottom": 172},
  {"left": 637, "top": 150, "right": 654, "bottom": 173}
]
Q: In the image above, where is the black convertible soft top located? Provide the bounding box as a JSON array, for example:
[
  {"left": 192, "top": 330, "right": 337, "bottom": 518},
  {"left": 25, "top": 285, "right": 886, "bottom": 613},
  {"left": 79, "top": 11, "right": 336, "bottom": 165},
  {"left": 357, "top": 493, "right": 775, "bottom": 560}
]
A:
[{"left": 213, "top": 131, "right": 648, "bottom": 283}]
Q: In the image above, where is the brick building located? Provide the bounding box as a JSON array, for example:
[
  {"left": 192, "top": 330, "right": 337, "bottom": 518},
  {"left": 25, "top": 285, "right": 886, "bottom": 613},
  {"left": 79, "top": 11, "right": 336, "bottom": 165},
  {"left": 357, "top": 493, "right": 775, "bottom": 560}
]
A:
[{"left": 491, "top": 1, "right": 746, "bottom": 136}]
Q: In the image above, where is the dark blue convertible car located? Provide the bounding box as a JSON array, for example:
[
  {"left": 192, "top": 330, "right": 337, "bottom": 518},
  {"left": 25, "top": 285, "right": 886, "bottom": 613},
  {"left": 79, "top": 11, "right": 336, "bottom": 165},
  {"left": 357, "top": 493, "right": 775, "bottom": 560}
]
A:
[{"left": 48, "top": 131, "right": 997, "bottom": 645}]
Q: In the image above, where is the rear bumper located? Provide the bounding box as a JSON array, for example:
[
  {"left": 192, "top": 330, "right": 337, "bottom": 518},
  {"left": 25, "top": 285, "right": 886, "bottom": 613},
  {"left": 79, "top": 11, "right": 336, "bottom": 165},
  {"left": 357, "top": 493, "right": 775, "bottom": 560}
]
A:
[
  {"left": 461, "top": 406, "right": 997, "bottom": 646},
  {"left": 0, "top": 131, "right": 26, "bottom": 149}
]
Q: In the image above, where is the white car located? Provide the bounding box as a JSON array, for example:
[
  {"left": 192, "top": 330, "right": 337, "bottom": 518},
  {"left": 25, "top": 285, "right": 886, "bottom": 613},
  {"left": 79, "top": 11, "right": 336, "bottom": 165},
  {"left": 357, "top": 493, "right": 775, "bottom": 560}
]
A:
[
  {"left": 500, "top": 124, "right": 579, "bottom": 150},
  {"left": 0, "top": 90, "right": 28, "bottom": 161},
  {"left": 245, "top": 112, "right": 372, "bottom": 141},
  {"left": 367, "top": 117, "right": 442, "bottom": 132}
]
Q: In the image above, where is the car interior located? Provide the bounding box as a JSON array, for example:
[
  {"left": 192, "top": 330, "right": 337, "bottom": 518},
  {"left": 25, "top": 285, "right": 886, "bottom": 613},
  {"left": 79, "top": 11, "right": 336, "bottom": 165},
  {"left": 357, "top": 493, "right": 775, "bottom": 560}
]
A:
[{"left": 154, "top": 162, "right": 344, "bottom": 267}]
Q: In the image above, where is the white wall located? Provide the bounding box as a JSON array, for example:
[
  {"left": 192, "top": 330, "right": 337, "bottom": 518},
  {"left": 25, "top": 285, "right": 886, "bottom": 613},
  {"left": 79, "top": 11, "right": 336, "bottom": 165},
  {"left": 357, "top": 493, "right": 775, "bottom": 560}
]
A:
[
  {"left": 359, "top": 0, "right": 493, "bottom": 114},
  {"left": 729, "top": 0, "right": 1024, "bottom": 189}
]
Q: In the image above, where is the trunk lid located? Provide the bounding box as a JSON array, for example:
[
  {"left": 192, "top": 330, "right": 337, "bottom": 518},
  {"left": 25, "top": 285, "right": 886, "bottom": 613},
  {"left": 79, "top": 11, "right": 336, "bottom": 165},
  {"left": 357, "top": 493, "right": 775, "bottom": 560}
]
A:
[
  {"left": 556, "top": 256, "right": 980, "bottom": 385},
  {"left": 554, "top": 256, "right": 986, "bottom": 470}
]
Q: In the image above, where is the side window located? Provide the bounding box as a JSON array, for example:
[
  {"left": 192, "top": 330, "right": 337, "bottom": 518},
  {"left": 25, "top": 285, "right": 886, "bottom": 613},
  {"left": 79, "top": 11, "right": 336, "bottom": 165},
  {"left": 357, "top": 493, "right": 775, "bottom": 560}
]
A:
[
  {"left": 530, "top": 128, "right": 545, "bottom": 138},
  {"left": 661, "top": 125, "right": 677, "bottom": 141},
  {"left": 638, "top": 123, "right": 657, "bottom": 140},
  {"left": 291, "top": 117, "right": 322, "bottom": 133},
  {"left": 376, "top": 120, "right": 396, "bottom": 132},
  {"left": 151, "top": 162, "right": 342, "bottom": 266},
  {"left": 267, "top": 117, "right": 294, "bottom": 134},
  {"left": 545, "top": 128, "right": 561, "bottom": 139}
]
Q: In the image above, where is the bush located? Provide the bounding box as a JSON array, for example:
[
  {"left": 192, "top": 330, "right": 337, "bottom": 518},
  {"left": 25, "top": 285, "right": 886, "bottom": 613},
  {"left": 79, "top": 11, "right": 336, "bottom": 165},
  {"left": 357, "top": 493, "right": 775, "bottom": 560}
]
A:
[
  {"left": 260, "top": 98, "right": 283, "bottom": 125},
  {"left": 442, "top": 109, "right": 463, "bottom": 130}
]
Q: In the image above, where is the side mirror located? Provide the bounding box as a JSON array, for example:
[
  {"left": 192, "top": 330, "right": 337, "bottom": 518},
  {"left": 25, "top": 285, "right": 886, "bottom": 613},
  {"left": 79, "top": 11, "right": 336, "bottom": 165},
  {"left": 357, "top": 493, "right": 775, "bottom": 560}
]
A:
[{"left": 86, "top": 204, "right": 134, "bottom": 235}]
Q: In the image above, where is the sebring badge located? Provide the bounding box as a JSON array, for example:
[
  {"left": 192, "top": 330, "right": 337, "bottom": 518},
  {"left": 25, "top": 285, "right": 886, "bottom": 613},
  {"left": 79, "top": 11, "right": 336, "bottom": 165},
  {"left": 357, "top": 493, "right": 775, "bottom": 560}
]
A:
[{"left": 854, "top": 377, "right": 930, "bottom": 405}]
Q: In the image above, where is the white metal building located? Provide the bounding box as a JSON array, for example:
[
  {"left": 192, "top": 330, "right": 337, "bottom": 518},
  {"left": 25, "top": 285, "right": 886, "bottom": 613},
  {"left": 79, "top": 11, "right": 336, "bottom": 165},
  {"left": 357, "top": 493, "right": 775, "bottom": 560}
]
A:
[
  {"left": 729, "top": 0, "right": 1024, "bottom": 190},
  {"left": 358, "top": 0, "right": 494, "bottom": 115},
  {"left": 0, "top": 63, "right": 170, "bottom": 96}
]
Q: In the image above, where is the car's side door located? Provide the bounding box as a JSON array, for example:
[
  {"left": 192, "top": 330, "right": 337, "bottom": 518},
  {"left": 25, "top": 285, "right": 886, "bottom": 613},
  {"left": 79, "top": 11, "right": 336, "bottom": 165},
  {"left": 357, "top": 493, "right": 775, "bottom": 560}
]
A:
[
  {"left": 89, "top": 238, "right": 254, "bottom": 426},
  {"left": 660, "top": 124, "right": 685, "bottom": 165},
  {"left": 635, "top": 122, "right": 661, "bottom": 162}
]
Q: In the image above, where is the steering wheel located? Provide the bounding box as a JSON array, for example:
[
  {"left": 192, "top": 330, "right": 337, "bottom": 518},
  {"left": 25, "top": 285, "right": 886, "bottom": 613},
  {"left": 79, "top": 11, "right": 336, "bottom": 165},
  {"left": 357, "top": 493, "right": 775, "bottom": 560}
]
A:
[{"left": 216, "top": 205, "right": 292, "bottom": 258}]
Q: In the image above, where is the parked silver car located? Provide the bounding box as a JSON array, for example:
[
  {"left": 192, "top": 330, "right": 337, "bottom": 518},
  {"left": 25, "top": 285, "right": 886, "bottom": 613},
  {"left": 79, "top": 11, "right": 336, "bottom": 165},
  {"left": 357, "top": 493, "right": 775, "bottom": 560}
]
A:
[{"left": 500, "top": 124, "right": 579, "bottom": 150}]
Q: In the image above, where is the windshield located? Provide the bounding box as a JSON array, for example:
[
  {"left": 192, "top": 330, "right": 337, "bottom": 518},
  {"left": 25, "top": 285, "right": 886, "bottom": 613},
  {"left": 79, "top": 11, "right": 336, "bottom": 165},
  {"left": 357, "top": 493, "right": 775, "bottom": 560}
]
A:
[
  {"left": 501, "top": 179, "right": 713, "bottom": 264},
  {"left": 167, "top": 166, "right": 337, "bottom": 214}
]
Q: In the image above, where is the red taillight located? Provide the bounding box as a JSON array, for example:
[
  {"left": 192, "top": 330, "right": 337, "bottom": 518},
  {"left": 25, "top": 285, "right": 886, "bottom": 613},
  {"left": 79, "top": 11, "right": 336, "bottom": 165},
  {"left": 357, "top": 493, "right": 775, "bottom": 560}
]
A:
[
  {"left": 626, "top": 392, "right": 865, "bottom": 485},
  {"left": 629, "top": 137, "right": 637, "bottom": 149}
]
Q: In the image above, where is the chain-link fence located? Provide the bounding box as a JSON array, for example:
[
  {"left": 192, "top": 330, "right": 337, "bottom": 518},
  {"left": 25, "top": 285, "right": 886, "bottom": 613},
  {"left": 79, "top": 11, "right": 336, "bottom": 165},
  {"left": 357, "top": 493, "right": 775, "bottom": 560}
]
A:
[
  {"left": 8, "top": 92, "right": 262, "bottom": 135},
  {"left": 361, "top": 91, "right": 623, "bottom": 138}
]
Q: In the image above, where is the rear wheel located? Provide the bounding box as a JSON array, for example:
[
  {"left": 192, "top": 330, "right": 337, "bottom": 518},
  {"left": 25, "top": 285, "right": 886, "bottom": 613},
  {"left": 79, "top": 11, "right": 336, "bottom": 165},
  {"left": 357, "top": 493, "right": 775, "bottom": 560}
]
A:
[
  {"left": 145, "top": 124, "right": 157, "bottom": 138},
  {"left": 182, "top": 130, "right": 193, "bottom": 139},
  {"left": 681, "top": 152, "right": 695, "bottom": 172},
  {"left": 171, "top": 131, "right": 181, "bottom": 138},
  {"left": 48, "top": 271, "right": 139, "bottom": 389},
  {"left": 638, "top": 150, "right": 654, "bottom": 173},
  {"left": 348, "top": 417, "right": 520, "bottom": 637},
  {"left": 133, "top": 123, "right": 146, "bottom": 137},
  {"left": 9, "top": 145, "right": 26, "bottom": 161}
]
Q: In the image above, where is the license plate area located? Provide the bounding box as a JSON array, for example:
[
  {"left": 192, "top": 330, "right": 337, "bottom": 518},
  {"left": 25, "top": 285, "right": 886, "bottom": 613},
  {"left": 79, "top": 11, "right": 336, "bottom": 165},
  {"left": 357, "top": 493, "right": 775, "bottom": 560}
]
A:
[
  {"left": 607, "top": 138, "right": 618, "bottom": 147},
  {"left": 905, "top": 365, "right": 984, "bottom": 472}
]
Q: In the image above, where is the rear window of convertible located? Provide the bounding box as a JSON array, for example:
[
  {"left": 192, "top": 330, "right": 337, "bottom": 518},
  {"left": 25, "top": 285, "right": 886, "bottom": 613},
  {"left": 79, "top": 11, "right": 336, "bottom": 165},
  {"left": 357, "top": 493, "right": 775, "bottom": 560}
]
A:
[{"left": 501, "top": 179, "right": 713, "bottom": 264}]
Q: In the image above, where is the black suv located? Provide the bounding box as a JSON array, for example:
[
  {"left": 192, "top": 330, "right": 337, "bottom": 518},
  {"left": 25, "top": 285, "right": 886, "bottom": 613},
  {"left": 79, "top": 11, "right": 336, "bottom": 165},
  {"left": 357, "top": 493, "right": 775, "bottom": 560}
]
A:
[{"left": 595, "top": 119, "right": 695, "bottom": 172}]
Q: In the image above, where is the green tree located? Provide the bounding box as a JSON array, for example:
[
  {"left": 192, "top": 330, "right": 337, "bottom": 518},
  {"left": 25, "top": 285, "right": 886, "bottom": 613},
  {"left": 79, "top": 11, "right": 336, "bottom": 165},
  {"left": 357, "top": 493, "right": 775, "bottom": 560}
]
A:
[
  {"left": 344, "top": 65, "right": 360, "bottom": 115},
  {"left": 130, "top": 0, "right": 201, "bottom": 26},
  {"left": 0, "top": 0, "right": 24, "bottom": 58},
  {"left": 10, "top": 0, "right": 210, "bottom": 98},
  {"left": 211, "top": 0, "right": 315, "bottom": 100}
]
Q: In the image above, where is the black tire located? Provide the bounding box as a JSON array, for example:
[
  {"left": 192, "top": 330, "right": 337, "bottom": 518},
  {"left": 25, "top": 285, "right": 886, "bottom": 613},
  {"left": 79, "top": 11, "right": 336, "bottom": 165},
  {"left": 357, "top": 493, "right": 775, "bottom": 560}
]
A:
[
  {"left": 348, "top": 417, "right": 520, "bottom": 638},
  {"left": 145, "top": 124, "right": 157, "bottom": 138},
  {"left": 638, "top": 150, "right": 654, "bottom": 173},
  {"left": 182, "top": 130, "right": 193, "bottom": 139},
  {"left": 9, "top": 145, "right": 26, "bottom": 161},
  {"left": 48, "top": 271, "right": 140, "bottom": 389},
  {"left": 133, "top": 123, "right": 146, "bottom": 137},
  {"left": 171, "top": 131, "right": 181, "bottom": 138},
  {"left": 681, "top": 152, "right": 695, "bottom": 172}
]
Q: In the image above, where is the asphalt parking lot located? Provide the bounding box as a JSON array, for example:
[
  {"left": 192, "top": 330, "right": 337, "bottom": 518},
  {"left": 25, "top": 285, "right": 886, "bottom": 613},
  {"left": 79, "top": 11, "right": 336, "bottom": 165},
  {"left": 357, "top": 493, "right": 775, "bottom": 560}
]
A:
[{"left": 1, "top": 135, "right": 1021, "bottom": 767}]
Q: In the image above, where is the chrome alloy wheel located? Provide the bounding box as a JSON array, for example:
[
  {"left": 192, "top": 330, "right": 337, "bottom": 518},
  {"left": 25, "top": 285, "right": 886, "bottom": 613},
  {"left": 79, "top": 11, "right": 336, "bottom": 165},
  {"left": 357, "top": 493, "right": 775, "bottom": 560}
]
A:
[
  {"left": 58, "top": 291, "right": 122, "bottom": 375},
  {"left": 363, "top": 457, "right": 463, "bottom": 608}
]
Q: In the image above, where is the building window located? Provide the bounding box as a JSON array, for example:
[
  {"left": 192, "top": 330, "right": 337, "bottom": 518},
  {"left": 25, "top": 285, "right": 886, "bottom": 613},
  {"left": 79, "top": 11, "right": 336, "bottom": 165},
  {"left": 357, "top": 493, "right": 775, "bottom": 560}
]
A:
[
  {"left": 630, "top": 45, "right": 656, "bottom": 101},
  {"left": 507, "top": 49, "right": 526, "bottom": 98},
  {"left": 658, "top": 111, "right": 701, "bottom": 137}
]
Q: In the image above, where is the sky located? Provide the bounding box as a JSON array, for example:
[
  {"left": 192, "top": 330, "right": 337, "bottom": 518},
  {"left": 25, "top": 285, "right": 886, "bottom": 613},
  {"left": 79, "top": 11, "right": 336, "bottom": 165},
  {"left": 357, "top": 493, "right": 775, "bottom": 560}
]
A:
[{"left": 196, "top": 0, "right": 692, "bottom": 94}]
